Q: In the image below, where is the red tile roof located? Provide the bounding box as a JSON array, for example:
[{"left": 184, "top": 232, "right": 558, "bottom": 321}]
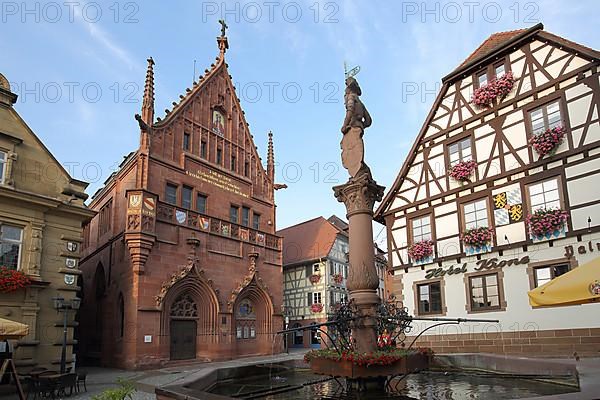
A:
[
  {"left": 277, "top": 216, "right": 343, "bottom": 266},
  {"left": 458, "top": 29, "right": 527, "bottom": 69}
]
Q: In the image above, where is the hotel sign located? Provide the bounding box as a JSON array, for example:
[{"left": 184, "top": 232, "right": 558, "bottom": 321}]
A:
[
  {"left": 564, "top": 241, "right": 600, "bottom": 258},
  {"left": 425, "top": 256, "right": 530, "bottom": 279}
]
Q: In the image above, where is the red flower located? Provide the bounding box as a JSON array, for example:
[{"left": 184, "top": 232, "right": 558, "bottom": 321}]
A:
[
  {"left": 461, "top": 227, "right": 493, "bottom": 247},
  {"left": 309, "top": 274, "right": 321, "bottom": 284},
  {"left": 526, "top": 208, "right": 568, "bottom": 237},
  {"left": 449, "top": 160, "right": 477, "bottom": 182},
  {"left": 310, "top": 303, "right": 324, "bottom": 313},
  {"left": 529, "top": 126, "right": 566, "bottom": 158},
  {"left": 332, "top": 273, "right": 344, "bottom": 285},
  {"left": 471, "top": 73, "right": 515, "bottom": 108},
  {"left": 0, "top": 267, "right": 31, "bottom": 293},
  {"left": 408, "top": 240, "right": 434, "bottom": 262}
]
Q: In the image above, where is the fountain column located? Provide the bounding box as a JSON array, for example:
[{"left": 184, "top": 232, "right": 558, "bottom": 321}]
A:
[
  {"left": 334, "top": 75, "right": 385, "bottom": 366},
  {"left": 334, "top": 174, "right": 384, "bottom": 354}
]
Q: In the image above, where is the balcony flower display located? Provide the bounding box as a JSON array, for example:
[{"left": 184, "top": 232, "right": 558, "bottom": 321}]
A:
[
  {"left": 309, "top": 274, "right": 321, "bottom": 284},
  {"left": 529, "top": 126, "right": 566, "bottom": 158},
  {"left": 526, "top": 208, "right": 569, "bottom": 238},
  {"left": 461, "top": 226, "right": 493, "bottom": 247},
  {"left": 332, "top": 273, "right": 344, "bottom": 285},
  {"left": 471, "top": 72, "right": 515, "bottom": 108},
  {"left": 310, "top": 303, "right": 324, "bottom": 313},
  {"left": 408, "top": 240, "right": 434, "bottom": 262},
  {"left": 449, "top": 160, "right": 477, "bottom": 182},
  {"left": 0, "top": 267, "right": 31, "bottom": 293}
]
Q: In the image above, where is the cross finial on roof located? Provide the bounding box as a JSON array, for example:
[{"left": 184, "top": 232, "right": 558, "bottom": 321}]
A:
[{"left": 219, "top": 19, "right": 228, "bottom": 37}]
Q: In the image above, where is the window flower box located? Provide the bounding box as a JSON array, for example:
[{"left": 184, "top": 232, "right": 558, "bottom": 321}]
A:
[
  {"left": 310, "top": 303, "right": 323, "bottom": 313},
  {"left": 332, "top": 273, "right": 344, "bottom": 285},
  {"left": 529, "top": 126, "right": 566, "bottom": 158},
  {"left": 408, "top": 240, "right": 434, "bottom": 265},
  {"left": 309, "top": 274, "right": 321, "bottom": 284},
  {"left": 449, "top": 160, "right": 477, "bottom": 182},
  {"left": 471, "top": 72, "right": 515, "bottom": 108},
  {"left": 527, "top": 208, "right": 568, "bottom": 241},
  {"left": 0, "top": 267, "right": 31, "bottom": 293},
  {"left": 461, "top": 227, "right": 493, "bottom": 256}
]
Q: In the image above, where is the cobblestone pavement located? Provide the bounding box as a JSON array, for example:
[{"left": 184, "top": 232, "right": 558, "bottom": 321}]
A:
[{"left": 0, "top": 350, "right": 308, "bottom": 400}]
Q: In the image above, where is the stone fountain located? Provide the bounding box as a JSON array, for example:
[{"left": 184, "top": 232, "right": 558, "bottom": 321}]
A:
[{"left": 331, "top": 75, "right": 387, "bottom": 390}]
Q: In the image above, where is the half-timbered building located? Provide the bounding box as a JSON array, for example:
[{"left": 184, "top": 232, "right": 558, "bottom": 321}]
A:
[
  {"left": 278, "top": 215, "right": 387, "bottom": 348},
  {"left": 376, "top": 24, "right": 600, "bottom": 356},
  {"left": 78, "top": 29, "right": 283, "bottom": 369},
  {"left": 278, "top": 216, "right": 349, "bottom": 348}
]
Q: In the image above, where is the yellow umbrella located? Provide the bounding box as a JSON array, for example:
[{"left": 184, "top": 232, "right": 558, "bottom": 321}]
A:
[
  {"left": 528, "top": 256, "right": 600, "bottom": 307},
  {"left": 0, "top": 317, "right": 29, "bottom": 340}
]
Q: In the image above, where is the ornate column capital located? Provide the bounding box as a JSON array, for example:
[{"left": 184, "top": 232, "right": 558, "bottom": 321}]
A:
[{"left": 333, "top": 173, "right": 385, "bottom": 217}]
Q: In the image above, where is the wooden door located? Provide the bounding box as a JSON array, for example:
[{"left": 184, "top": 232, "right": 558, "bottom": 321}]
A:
[{"left": 170, "top": 320, "right": 197, "bottom": 360}]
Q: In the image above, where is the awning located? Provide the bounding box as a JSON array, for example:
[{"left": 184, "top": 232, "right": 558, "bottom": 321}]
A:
[
  {"left": 528, "top": 256, "right": 600, "bottom": 307},
  {"left": 0, "top": 318, "right": 29, "bottom": 340}
]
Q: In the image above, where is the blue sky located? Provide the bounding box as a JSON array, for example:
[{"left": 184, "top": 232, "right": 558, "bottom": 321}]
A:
[{"left": 1, "top": 0, "right": 598, "bottom": 243}]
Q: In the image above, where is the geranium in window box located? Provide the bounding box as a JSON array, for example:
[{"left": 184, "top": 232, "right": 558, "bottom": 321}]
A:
[
  {"left": 471, "top": 72, "right": 515, "bottom": 108},
  {"left": 449, "top": 160, "right": 477, "bottom": 182},
  {"left": 461, "top": 227, "right": 493, "bottom": 255},
  {"left": 332, "top": 273, "right": 344, "bottom": 285},
  {"left": 529, "top": 126, "right": 566, "bottom": 158},
  {"left": 408, "top": 240, "right": 434, "bottom": 265},
  {"left": 527, "top": 208, "right": 568, "bottom": 241},
  {"left": 0, "top": 267, "right": 31, "bottom": 293},
  {"left": 309, "top": 274, "right": 321, "bottom": 284},
  {"left": 310, "top": 303, "right": 323, "bottom": 313}
]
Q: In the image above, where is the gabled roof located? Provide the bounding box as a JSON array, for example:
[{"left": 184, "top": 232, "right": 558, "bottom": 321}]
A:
[
  {"left": 277, "top": 216, "right": 344, "bottom": 266},
  {"left": 327, "top": 214, "right": 349, "bottom": 233},
  {"left": 457, "top": 29, "right": 527, "bottom": 69},
  {"left": 375, "top": 24, "right": 600, "bottom": 222}
]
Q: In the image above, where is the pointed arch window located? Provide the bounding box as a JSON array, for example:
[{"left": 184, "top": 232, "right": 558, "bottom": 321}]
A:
[{"left": 235, "top": 298, "right": 256, "bottom": 340}]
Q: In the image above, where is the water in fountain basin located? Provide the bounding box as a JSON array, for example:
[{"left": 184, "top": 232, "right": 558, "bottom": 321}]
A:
[{"left": 208, "top": 367, "right": 577, "bottom": 399}]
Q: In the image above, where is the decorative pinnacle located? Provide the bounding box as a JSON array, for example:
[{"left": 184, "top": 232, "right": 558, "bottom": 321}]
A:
[
  {"left": 141, "top": 57, "right": 155, "bottom": 124},
  {"left": 267, "top": 131, "right": 274, "bottom": 181}
]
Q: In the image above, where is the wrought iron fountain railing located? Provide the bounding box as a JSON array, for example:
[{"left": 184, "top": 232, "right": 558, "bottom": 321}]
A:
[{"left": 278, "top": 297, "right": 499, "bottom": 354}]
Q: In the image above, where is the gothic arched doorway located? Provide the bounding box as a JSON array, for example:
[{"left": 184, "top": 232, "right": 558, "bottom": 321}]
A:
[{"left": 169, "top": 293, "right": 198, "bottom": 360}]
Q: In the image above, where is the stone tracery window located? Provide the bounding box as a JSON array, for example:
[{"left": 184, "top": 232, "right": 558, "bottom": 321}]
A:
[
  {"left": 170, "top": 294, "right": 198, "bottom": 318},
  {"left": 235, "top": 298, "right": 256, "bottom": 340}
]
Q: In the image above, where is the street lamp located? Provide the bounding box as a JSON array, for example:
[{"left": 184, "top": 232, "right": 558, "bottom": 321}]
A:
[{"left": 52, "top": 296, "right": 81, "bottom": 374}]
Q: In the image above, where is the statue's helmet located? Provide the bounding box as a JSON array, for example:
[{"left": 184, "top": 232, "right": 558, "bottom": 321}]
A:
[{"left": 345, "top": 77, "right": 362, "bottom": 96}]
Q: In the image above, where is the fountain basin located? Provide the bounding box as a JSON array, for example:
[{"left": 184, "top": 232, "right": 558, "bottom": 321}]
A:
[{"left": 309, "top": 352, "right": 429, "bottom": 379}]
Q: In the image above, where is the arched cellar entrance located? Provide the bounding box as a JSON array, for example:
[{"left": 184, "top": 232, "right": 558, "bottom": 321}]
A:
[
  {"left": 169, "top": 293, "right": 198, "bottom": 360},
  {"left": 162, "top": 274, "right": 219, "bottom": 361},
  {"left": 233, "top": 282, "right": 273, "bottom": 356}
]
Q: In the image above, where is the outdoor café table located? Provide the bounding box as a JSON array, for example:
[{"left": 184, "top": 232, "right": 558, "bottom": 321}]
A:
[{"left": 36, "top": 373, "right": 64, "bottom": 399}]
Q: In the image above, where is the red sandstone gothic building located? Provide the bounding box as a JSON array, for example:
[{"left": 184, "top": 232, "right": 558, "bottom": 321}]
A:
[{"left": 78, "top": 29, "right": 283, "bottom": 369}]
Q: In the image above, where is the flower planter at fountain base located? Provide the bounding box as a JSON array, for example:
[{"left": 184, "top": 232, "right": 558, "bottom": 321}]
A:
[{"left": 309, "top": 353, "right": 429, "bottom": 379}]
